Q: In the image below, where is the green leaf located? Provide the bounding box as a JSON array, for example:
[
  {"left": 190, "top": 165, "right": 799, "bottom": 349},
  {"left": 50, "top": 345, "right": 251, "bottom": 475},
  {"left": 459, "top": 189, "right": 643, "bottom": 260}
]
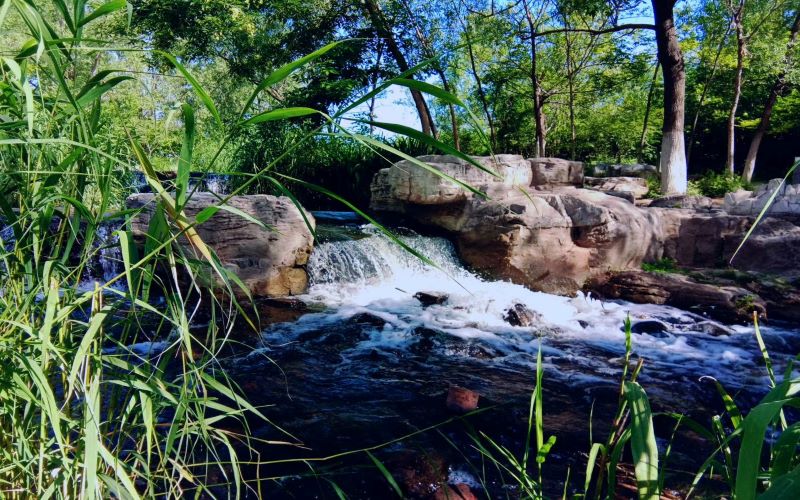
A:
[
  {"left": 75, "top": 75, "right": 134, "bottom": 107},
  {"left": 177, "top": 103, "right": 195, "bottom": 207},
  {"left": 624, "top": 381, "right": 660, "bottom": 500},
  {"left": 241, "top": 106, "right": 323, "bottom": 126},
  {"left": 159, "top": 51, "right": 222, "bottom": 127},
  {"left": 760, "top": 463, "right": 800, "bottom": 500},
  {"left": 731, "top": 159, "right": 800, "bottom": 263},
  {"left": 390, "top": 77, "right": 466, "bottom": 107},
  {"left": 240, "top": 41, "right": 344, "bottom": 120},
  {"left": 736, "top": 378, "right": 800, "bottom": 500},
  {"left": 771, "top": 422, "right": 800, "bottom": 479},
  {"left": 195, "top": 206, "right": 219, "bottom": 224},
  {"left": 78, "top": 0, "right": 127, "bottom": 27},
  {"left": 702, "top": 376, "right": 743, "bottom": 429},
  {"left": 362, "top": 120, "right": 499, "bottom": 178},
  {"left": 366, "top": 451, "right": 402, "bottom": 497}
]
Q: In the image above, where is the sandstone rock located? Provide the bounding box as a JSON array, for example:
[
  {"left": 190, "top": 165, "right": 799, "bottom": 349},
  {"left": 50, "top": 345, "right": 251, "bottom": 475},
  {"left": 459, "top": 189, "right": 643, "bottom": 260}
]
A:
[
  {"left": 414, "top": 291, "right": 449, "bottom": 306},
  {"left": 598, "top": 190, "right": 636, "bottom": 203},
  {"left": 589, "top": 271, "right": 766, "bottom": 323},
  {"left": 529, "top": 157, "right": 584, "bottom": 187},
  {"left": 650, "top": 195, "right": 714, "bottom": 210},
  {"left": 584, "top": 176, "right": 649, "bottom": 199},
  {"left": 370, "top": 154, "right": 800, "bottom": 296},
  {"left": 446, "top": 386, "right": 479, "bottom": 413},
  {"left": 128, "top": 193, "right": 314, "bottom": 298},
  {"left": 370, "top": 154, "right": 531, "bottom": 211},
  {"left": 593, "top": 163, "right": 657, "bottom": 178},
  {"left": 724, "top": 179, "right": 800, "bottom": 217},
  {"left": 504, "top": 303, "right": 541, "bottom": 327},
  {"left": 694, "top": 320, "right": 735, "bottom": 336}
]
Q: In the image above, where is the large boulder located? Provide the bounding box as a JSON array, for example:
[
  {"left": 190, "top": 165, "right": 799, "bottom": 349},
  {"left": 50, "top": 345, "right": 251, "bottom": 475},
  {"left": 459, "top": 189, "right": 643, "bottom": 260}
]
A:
[
  {"left": 724, "top": 179, "right": 800, "bottom": 217},
  {"left": 584, "top": 176, "right": 649, "bottom": 199},
  {"left": 529, "top": 157, "right": 584, "bottom": 187},
  {"left": 589, "top": 270, "right": 766, "bottom": 323},
  {"left": 370, "top": 154, "right": 531, "bottom": 211},
  {"left": 593, "top": 163, "right": 658, "bottom": 178},
  {"left": 370, "top": 154, "right": 800, "bottom": 295},
  {"left": 127, "top": 193, "right": 315, "bottom": 298}
]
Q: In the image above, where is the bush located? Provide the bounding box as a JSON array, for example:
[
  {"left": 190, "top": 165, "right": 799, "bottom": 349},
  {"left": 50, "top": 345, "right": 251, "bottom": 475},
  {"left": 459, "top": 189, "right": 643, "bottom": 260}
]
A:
[
  {"left": 642, "top": 257, "right": 678, "bottom": 273},
  {"left": 692, "top": 171, "right": 751, "bottom": 198}
]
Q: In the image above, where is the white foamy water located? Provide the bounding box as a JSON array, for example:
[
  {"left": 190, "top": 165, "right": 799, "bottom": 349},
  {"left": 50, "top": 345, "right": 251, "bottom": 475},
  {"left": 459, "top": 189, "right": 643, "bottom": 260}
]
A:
[{"left": 263, "top": 223, "right": 799, "bottom": 395}]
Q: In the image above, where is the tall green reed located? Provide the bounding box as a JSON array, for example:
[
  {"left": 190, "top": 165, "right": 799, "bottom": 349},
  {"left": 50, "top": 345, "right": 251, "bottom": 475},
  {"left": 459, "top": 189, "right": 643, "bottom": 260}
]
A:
[
  {"left": 453, "top": 316, "right": 799, "bottom": 499},
  {"left": 0, "top": 1, "right": 492, "bottom": 497}
]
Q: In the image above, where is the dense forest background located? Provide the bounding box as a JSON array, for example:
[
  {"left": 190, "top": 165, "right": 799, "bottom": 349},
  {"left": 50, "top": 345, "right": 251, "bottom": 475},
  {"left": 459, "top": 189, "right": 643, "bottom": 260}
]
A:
[{"left": 6, "top": 0, "right": 799, "bottom": 207}]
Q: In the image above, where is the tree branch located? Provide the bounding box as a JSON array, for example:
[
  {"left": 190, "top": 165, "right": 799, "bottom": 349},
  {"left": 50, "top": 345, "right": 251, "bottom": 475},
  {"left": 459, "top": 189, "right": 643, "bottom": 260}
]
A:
[{"left": 525, "top": 23, "right": 655, "bottom": 39}]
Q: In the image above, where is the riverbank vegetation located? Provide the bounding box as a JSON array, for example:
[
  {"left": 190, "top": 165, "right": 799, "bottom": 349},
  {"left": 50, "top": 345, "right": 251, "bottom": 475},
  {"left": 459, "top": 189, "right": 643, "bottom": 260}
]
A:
[{"left": 1, "top": 0, "right": 799, "bottom": 498}]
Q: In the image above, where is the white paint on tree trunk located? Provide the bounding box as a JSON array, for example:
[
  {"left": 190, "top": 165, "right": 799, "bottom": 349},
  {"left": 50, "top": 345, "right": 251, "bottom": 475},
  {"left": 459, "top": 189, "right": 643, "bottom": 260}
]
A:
[{"left": 660, "top": 130, "right": 687, "bottom": 194}]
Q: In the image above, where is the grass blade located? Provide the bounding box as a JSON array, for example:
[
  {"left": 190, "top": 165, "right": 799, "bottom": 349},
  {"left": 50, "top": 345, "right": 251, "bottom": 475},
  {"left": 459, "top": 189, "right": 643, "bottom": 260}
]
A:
[{"left": 623, "top": 381, "right": 660, "bottom": 500}]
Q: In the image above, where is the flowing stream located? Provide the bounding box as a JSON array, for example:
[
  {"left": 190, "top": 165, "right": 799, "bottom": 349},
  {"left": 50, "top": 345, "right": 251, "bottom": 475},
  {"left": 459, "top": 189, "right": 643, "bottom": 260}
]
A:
[{"left": 211, "top": 215, "right": 800, "bottom": 495}]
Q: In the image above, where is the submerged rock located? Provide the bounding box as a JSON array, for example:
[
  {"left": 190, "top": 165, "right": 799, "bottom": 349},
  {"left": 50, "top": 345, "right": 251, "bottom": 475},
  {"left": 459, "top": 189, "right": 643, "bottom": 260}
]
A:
[
  {"left": 504, "top": 303, "right": 541, "bottom": 327},
  {"left": 629, "top": 319, "right": 671, "bottom": 336},
  {"left": 446, "top": 386, "right": 480, "bottom": 413},
  {"left": 348, "top": 312, "right": 388, "bottom": 328},
  {"left": 414, "top": 291, "right": 449, "bottom": 307}
]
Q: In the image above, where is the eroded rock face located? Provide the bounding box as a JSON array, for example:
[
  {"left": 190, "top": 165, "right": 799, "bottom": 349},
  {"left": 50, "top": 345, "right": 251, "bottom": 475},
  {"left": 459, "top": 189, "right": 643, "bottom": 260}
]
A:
[
  {"left": 584, "top": 176, "right": 649, "bottom": 199},
  {"left": 370, "top": 154, "right": 800, "bottom": 296},
  {"left": 589, "top": 271, "right": 766, "bottom": 323},
  {"left": 529, "top": 157, "right": 584, "bottom": 187},
  {"left": 370, "top": 154, "right": 531, "bottom": 211},
  {"left": 724, "top": 179, "right": 800, "bottom": 216},
  {"left": 127, "top": 193, "right": 315, "bottom": 298}
]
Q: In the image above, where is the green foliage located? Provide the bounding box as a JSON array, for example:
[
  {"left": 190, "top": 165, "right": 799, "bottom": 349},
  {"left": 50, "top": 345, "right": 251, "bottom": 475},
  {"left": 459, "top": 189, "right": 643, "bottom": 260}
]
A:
[
  {"left": 642, "top": 258, "right": 678, "bottom": 274},
  {"left": 692, "top": 170, "right": 752, "bottom": 197}
]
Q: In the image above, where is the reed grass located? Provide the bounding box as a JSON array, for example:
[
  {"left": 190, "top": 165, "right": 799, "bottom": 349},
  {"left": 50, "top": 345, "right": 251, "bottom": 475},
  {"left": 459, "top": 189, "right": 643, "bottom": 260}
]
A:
[{"left": 0, "top": 2, "right": 491, "bottom": 498}]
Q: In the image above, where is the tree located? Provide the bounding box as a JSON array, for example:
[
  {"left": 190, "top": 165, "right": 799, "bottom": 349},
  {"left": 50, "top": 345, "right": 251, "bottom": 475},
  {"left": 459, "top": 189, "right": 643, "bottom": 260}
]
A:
[
  {"left": 362, "top": 0, "right": 437, "bottom": 136},
  {"left": 724, "top": 0, "right": 747, "bottom": 175},
  {"left": 652, "top": 0, "right": 687, "bottom": 194},
  {"left": 742, "top": 10, "right": 800, "bottom": 182}
]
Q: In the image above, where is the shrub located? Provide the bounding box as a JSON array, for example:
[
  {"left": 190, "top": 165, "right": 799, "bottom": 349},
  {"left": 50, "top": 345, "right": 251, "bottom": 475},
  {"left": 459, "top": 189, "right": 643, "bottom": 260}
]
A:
[
  {"left": 693, "top": 171, "right": 751, "bottom": 198},
  {"left": 642, "top": 258, "right": 678, "bottom": 273}
]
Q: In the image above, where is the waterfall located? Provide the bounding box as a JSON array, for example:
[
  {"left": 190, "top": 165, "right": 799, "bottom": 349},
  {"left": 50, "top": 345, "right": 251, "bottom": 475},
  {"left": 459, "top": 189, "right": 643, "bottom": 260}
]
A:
[
  {"left": 130, "top": 171, "right": 232, "bottom": 195},
  {"left": 282, "top": 219, "right": 797, "bottom": 394},
  {"left": 308, "top": 228, "right": 463, "bottom": 286}
]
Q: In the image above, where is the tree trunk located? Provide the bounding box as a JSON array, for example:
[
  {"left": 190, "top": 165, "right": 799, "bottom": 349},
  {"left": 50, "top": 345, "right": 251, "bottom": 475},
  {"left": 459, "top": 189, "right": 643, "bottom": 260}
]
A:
[
  {"left": 686, "top": 24, "right": 730, "bottom": 164},
  {"left": 742, "top": 11, "right": 800, "bottom": 183},
  {"left": 362, "top": 0, "right": 435, "bottom": 136},
  {"left": 725, "top": 0, "right": 746, "bottom": 175},
  {"left": 638, "top": 62, "right": 660, "bottom": 162},
  {"left": 566, "top": 28, "right": 576, "bottom": 159},
  {"left": 436, "top": 67, "right": 461, "bottom": 150},
  {"left": 399, "top": 0, "right": 460, "bottom": 148},
  {"left": 652, "top": 0, "right": 687, "bottom": 194},
  {"left": 368, "top": 39, "right": 384, "bottom": 135},
  {"left": 523, "top": 0, "right": 546, "bottom": 157},
  {"left": 464, "top": 21, "right": 496, "bottom": 150}
]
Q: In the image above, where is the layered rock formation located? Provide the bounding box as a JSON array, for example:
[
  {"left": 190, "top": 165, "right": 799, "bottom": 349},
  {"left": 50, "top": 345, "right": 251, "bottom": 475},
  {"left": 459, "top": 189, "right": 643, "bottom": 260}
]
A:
[
  {"left": 724, "top": 179, "right": 800, "bottom": 216},
  {"left": 584, "top": 176, "right": 649, "bottom": 200},
  {"left": 370, "top": 155, "right": 800, "bottom": 298},
  {"left": 128, "top": 192, "right": 315, "bottom": 298}
]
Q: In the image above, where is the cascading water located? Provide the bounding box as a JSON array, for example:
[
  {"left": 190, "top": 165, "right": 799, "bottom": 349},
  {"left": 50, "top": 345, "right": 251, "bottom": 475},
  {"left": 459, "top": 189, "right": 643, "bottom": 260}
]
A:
[
  {"left": 182, "top": 215, "right": 800, "bottom": 496},
  {"left": 254, "top": 220, "right": 799, "bottom": 404}
]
